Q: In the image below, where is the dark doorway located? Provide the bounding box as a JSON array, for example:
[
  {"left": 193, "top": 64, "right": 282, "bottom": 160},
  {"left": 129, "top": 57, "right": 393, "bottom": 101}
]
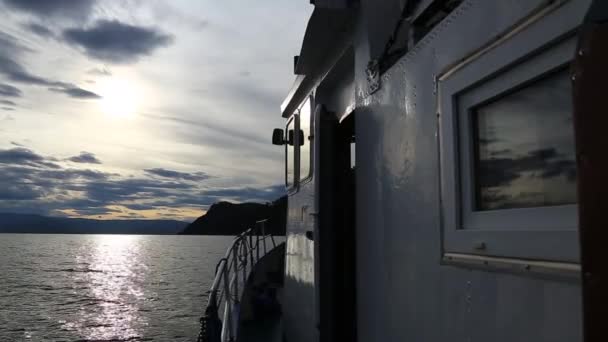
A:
[{"left": 316, "top": 107, "right": 356, "bottom": 342}]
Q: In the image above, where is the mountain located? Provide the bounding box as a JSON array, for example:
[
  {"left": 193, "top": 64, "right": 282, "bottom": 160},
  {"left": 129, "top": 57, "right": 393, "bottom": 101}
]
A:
[
  {"left": 180, "top": 196, "right": 287, "bottom": 235},
  {"left": 0, "top": 213, "right": 187, "bottom": 235}
]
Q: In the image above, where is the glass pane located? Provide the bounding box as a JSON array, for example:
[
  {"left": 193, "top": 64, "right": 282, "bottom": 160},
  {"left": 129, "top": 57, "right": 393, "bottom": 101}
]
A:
[
  {"left": 299, "top": 98, "right": 312, "bottom": 181},
  {"left": 286, "top": 118, "right": 295, "bottom": 188},
  {"left": 350, "top": 142, "right": 356, "bottom": 169},
  {"left": 473, "top": 69, "right": 577, "bottom": 210}
]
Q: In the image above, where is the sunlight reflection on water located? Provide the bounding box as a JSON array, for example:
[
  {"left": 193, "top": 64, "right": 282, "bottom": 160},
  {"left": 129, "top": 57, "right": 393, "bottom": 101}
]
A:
[
  {"left": 66, "top": 235, "right": 147, "bottom": 340},
  {"left": 0, "top": 234, "right": 233, "bottom": 341}
]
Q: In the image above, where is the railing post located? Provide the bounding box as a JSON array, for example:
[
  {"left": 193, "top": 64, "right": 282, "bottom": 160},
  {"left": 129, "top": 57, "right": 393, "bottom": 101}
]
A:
[
  {"left": 261, "top": 221, "right": 267, "bottom": 254},
  {"left": 241, "top": 242, "right": 247, "bottom": 288},
  {"left": 222, "top": 263, "right": 233, "bottom": 342},
  {"left": 232, "top": 241, "right": 239, "bottom": 302},
  {"left": 248, "top": 230, "right": 254, "bottom": 274},
  {"left": 256, "top": 229, "right": 260, "bottom": 263},
  {"left": 200, "top": 225, "right": 278, "bottom": 342}
]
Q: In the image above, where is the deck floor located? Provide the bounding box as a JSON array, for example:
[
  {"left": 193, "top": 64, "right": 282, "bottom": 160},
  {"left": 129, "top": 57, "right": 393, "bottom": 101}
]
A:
[{"left": 237, "top": 315, "right": 282, "bottom": 342}]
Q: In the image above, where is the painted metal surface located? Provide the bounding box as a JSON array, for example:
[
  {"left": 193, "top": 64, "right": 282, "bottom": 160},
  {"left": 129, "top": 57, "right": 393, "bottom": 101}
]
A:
[
  {"left": 353, "top": 0, "right": 586, "bottom": 341},
  {"left": 280, "top": 0, "right": 591, "bottom": 341},
  {"left": 572, "top": 3, "right": 608, "bottom": 340},
  {"left": 282, "top": 181, "right": 317, "bottom": 342}
]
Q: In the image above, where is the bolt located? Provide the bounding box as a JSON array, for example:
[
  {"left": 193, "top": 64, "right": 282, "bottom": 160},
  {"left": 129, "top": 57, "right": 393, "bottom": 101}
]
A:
[{"left": 473, "top": 241, "right": 486, "bottom": 250}]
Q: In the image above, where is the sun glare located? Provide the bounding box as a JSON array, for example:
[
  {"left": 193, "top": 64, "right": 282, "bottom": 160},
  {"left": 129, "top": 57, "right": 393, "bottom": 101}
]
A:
[{"left": 100, "top": 78, "right": 139, "bottom": 118}]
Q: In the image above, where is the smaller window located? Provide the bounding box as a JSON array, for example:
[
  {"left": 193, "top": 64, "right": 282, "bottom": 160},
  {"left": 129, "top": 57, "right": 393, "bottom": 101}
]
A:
[
  {"left": 471, "top": 70, "right": 577, "bottom": 211},
  {"left": 438, "top": 30, "right": 580, "bottom": 262},
  {"left": 299, "top": 98, "right": 312, "bottom": 182},
  {"left": 286, "top": 117, "right": 295, "bottom": 188}
]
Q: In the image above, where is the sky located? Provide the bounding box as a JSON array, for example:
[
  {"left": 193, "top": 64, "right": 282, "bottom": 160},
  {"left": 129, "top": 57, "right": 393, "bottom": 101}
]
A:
[{"left": 0, "top": 0, "right": 313, "bottom": 221}]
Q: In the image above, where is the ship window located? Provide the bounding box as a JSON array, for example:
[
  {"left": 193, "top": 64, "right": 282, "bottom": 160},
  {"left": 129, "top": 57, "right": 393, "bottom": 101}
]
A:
[
  {"left": 286, "top": 116, "right": 295, "bottom": 189},
  {"left": 350, "top": 142, "right": 355, "bottom": 169},
  {"left": 299, "top": 97, "right": 312, "bottom": 182},
  {"left": 472, "top": 70, "right": 577, "bottom": 211},
  {"left": 438, "top": 26, "right": 580, "bottom": 262}
]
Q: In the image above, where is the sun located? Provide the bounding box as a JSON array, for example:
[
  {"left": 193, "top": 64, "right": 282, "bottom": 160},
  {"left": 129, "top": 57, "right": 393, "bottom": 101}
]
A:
[{"left": 100, "top": 78, "right": 139, "bottom": 118}]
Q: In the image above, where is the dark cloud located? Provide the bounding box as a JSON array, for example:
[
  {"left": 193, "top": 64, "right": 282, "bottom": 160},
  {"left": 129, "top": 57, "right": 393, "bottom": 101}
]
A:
[
  {"left": 62, "top": 20, "right": 174, "bottom": 64},
  {"left": 0, "top": 31, "right": 35, "bottom": 55},
  {"left": 1, "top": 0, "right": 96, "bottom": 20},
  {"left": 0, "top": 183, "right": 42, "bottom": 200},
  {"left": 49, "top": 86, "right": 101, "bottom": 99},
  {"left": 2, "top": 107, "right": 15, "bottom": 111},
  {"left": 144, "top": 168, "right": 211, "bottom": 182},
  {"left": 0, "top": 30, "right": 100, "bottom": 100},
  {"left": 478, "top": 148, "right": 576, "bottom": 189},
  {"left": 0, "top": 100, "right": 16, "bottom": 106},
  {"left": 0, "top": 146, "right": 283, "bottom": 219},
  {"left": 22, "top": 22, "right": 54, "bottom": 38},
  {"left": 0, "top": 56, "right": 101, "bottom": 99},
  {"left": 68, "top": 151, "right": 102, "bottom": 164},
  {"left": 87, "top": 67, "right": 111, "bottom": 76},
  {"left": 0, "top": 147, "right": 60, "bottom": 169},
  {"left": 0, "top": 83, "right": 21, "bottom": 97}
]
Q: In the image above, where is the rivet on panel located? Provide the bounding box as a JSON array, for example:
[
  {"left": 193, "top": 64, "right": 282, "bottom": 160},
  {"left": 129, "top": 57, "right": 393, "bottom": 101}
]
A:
[{"left": 473, "top": 241, "right": 486, "bottom": 250}]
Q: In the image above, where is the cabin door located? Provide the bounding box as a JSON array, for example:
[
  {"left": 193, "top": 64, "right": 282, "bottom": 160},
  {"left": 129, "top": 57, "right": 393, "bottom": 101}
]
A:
[
  {"left": 574, "top": 2, "right": 608, "bottom": 340},
  {"left": 314, "top": 106, "right": 357, "bottom": 342}
]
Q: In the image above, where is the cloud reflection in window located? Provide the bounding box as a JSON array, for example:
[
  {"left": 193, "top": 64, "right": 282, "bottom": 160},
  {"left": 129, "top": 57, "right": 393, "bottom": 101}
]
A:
[{"left": 473, "top": 69, "right": 577, "bottom": 210}]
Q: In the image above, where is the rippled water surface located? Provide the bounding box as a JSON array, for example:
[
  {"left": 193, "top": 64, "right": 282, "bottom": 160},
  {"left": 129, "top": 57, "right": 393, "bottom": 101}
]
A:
[{"left": 0, "top": 234, "right": 233, "bottom": 341}]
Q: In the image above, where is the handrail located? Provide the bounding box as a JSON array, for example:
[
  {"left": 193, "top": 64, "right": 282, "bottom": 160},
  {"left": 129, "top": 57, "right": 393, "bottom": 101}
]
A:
[{"left": 197, "top": 220, "right": 277, "bottom": 342}]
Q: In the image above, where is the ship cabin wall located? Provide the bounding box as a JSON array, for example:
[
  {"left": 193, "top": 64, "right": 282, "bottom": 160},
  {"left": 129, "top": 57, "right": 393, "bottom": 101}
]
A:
[
  {"left": 281, "top": 0, "right": 589, "bottom": 341},
  {"left": 280, "top": 25, "right": 356, "bottom": 342}
]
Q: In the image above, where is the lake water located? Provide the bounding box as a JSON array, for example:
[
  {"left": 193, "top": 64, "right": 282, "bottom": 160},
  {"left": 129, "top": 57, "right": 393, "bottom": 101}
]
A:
[{"left": 0, "top": 234, "right": 233, "bottom": 341}]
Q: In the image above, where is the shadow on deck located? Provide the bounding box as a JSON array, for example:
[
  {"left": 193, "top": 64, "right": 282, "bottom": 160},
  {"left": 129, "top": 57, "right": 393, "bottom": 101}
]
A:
[{"left": 237, "top": 243, "right": 285, "bottom": 342}]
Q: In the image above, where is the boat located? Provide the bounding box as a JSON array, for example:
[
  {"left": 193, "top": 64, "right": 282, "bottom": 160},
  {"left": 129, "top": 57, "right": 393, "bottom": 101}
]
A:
[{"left": 198, "top": 0, "right": 607, "bottom": 341}]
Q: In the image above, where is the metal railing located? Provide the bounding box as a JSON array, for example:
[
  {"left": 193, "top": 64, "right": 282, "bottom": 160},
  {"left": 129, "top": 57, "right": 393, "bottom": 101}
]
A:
[{"left": 197, "top": 220, "right": 277, "bottom": 342}]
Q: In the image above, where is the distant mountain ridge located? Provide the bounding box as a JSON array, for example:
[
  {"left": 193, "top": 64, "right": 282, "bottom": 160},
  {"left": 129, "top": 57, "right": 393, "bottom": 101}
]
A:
[
  {"left": 180, "top": 196, "right": 286, "bottom": 235},
  {"left": 0, "top": 213, "right": 186, "bottom": 235}
]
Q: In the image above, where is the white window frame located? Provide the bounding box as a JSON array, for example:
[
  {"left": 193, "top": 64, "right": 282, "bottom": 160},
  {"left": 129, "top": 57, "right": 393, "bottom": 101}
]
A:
[
  {"left": 438, "top": 7, "right": 581, "bottom": 263},
  {"left": 285, "top": 115, "right": 298, "bottom": 191},
  {"left": 298, "top": 96, "right": 314, "bottom": 185}
]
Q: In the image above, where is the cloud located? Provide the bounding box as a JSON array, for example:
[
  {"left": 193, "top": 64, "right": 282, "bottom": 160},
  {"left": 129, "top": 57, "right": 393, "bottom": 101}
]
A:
[
  {"left": 87, "top": 67, "right": 111, "bottom": 76},
  {"left": 0, "top": 145, "right": 284, "bottom": 219},
  {"left": 0, "top": 60, "right": 101, "bottom": 99},
  {"left": 0, "top": 31, "right": 35, "bottom": 55},
  {"left": 0, "top": 183, "right": 42, "bottom": 200},
  {"left": 0, "top": 100, "right": 16, "bottom": 106},
  {"left": 22, "top": 22, "right": 54, "bottom": 38},
  {"left": 144, "top": 168, "right": 211, "bottom": 182},
  {"left": 49, "top": 86, "right": 101, "bottom": 99},
  {"left": 0, "top": 147, "right": 60, "bottom": 169},
  {"left": 1, "top": 0, "right": 96, "bottom": 21},
  {"left": 62, "top": 20, "right": 174, "bottom": 64},
  {"left": 2, "top": 107, "right": 15, "bottom": 111},
  {"left": 0, "top": 83, "right": 21, "bottom": 97},
  {"left": 0, "top": 32, "right": 101, "bottom": 100},
  {"left": 478, "top": 147, "right": 576, "bottom": 189},
  {"left": 199, "top": 185, "right": 285, "bottom": 203},
  {"left": 68, "top": 151, "right": 102, "bottom": 164}
]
